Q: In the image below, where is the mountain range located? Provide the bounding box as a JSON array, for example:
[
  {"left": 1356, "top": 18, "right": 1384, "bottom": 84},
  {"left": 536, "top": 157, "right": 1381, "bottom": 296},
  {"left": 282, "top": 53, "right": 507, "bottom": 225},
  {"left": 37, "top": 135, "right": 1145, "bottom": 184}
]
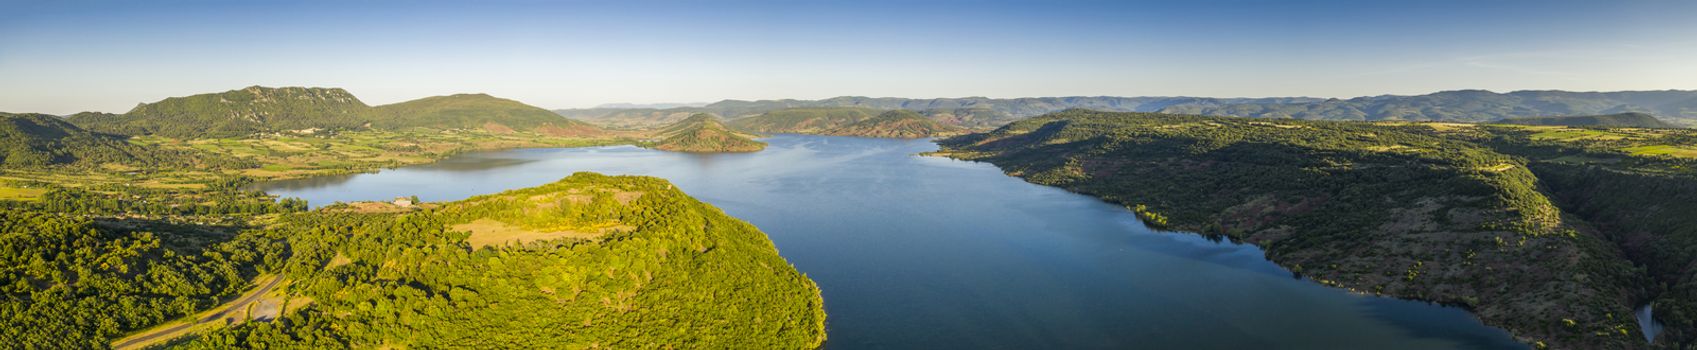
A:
[{"left": 557, "top": 89, "right": 1697, "bottom": 129}]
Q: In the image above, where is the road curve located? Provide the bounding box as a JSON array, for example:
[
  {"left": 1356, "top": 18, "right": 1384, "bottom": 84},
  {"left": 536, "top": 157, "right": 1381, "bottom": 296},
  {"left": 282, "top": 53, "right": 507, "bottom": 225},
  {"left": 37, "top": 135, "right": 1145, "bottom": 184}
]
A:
[{"left": 110, "top": 276, "right": 284, "bottom": 350}]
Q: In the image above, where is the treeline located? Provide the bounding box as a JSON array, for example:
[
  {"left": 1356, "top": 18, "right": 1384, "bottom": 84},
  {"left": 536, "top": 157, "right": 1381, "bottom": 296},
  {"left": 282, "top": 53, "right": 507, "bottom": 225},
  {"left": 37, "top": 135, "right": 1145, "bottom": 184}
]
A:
[{"left": 1, "top": 178, "right": 307, "bottom": 220}]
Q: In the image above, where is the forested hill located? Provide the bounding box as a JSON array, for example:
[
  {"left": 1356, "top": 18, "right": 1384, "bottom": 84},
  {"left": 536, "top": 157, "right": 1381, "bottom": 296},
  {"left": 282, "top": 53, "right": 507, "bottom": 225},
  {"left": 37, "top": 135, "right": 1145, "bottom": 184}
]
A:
[
  {"left": 935, "top": 110, "right": 1659, "bottom": 348},
  {"left": 1496, "top": 112, "right": 1680, "bottom": 128},
  {"left": 648, "top": 114, "right": 765, "bottom": 153},
  {"left": 372, "top": 93, "right": 604, "bottom": 135},
  {"left": 0, "top": 112, "right": 213, "bottom": 168},
  {"left": 64, "top": 86, "right": 590, "bottom": 138},
  {"left": 177, "top": 173, "right": 827, "bottom": 348},
  {"left": 821, "top": 110, "right": 965, "bottom": 138},
  {"left": 68, "top": 86, "right": 376, "bottom": 138},
  {"left": 728, "top": 107, "right": 881, "bottom": 133}
]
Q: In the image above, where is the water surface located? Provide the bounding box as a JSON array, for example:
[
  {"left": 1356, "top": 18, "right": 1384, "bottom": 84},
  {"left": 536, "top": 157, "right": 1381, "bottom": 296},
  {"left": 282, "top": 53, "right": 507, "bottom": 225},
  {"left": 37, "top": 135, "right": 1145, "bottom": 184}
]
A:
[{"left": 263, "top": 135, "right": 1526, "bottom": 349}]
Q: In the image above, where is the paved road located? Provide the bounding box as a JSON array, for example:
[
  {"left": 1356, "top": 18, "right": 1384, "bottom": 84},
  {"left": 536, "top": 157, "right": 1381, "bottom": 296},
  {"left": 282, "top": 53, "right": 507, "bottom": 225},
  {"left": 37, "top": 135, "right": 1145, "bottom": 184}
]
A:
[{"left": 110, "top": 276, "right": 283, "bottom": 349}]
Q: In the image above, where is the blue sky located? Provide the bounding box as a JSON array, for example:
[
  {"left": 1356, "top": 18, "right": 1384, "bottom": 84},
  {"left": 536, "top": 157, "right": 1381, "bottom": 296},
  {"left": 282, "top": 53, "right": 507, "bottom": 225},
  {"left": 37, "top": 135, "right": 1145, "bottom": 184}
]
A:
[{"left": 3, "top": 0, "right": 1696, "bottom": 114}]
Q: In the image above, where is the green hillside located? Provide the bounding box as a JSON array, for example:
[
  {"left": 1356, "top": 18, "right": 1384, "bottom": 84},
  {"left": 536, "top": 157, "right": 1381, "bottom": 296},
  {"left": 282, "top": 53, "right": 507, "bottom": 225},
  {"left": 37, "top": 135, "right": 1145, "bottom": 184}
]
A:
[
  {"left": 68, "top": 86, "right": 376, "bottom": 138},
  {"left": 0, "top": 112, "right": 215, "bottom": 169},
  {"left": 935, "top": 110, "right": 1652, "bottom": 348},
  {"left": 728, "top": 107, "right": 881, "bottom": 133},
  {"left": 1496, "top": 112, "right": 1680, "bottom": 128},
  {"left": 373, "top": 93, "right": 602, "bottom": 135},
  {"left": 176, "top": 173, "right": 826, "bottom": 348},
  {"left": 649, "top": 114, "right": 765, "bottom": 153},
  {"left": 823, "top": 110, "right": 965, "bottom": 138},
  {"left": 64, "top": 87, "right": 606, "bottom": 139}
]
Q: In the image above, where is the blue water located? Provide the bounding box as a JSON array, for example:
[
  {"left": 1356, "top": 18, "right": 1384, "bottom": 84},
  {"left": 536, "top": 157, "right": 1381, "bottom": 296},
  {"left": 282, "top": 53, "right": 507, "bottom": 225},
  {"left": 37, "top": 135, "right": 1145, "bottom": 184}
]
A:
[{"left": 261, "top": 134, "right": 1527, "bottom": 349}]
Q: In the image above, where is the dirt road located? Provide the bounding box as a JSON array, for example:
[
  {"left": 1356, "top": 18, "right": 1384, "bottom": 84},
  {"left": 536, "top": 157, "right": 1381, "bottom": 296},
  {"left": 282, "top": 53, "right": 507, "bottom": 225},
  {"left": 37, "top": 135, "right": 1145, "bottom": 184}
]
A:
[{"left": 110, "top": 276, "right": 284, "bottom": 349}]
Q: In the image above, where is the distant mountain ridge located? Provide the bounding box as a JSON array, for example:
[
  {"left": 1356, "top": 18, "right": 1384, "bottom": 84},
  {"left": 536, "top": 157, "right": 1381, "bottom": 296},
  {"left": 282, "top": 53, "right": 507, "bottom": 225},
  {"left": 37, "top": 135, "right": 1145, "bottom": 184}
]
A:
[
  {"left": 556, "top": 96, "right": 1320, "bottom": 129},
  {"left": 557, "top": 89, "right": 1697, "bottom": 129},
  {"left": 64, "top": 86, "right": 598, "bottom": 138},
  {"left": 1496, "top": 112, "right": 1679, "bottom": 128}
]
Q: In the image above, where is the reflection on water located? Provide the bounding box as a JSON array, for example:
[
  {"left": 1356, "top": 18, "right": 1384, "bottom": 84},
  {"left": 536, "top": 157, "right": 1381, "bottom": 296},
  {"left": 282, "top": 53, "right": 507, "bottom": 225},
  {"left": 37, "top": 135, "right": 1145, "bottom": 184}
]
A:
[{"left": 261, "top": 134, "right": 1527, "bottom": 349}]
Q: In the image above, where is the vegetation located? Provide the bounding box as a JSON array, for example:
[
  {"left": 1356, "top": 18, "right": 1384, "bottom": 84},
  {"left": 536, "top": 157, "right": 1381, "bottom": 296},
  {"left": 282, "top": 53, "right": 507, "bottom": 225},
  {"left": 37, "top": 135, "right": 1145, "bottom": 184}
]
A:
[
  {"left": 0, "top": 86, "right": 822, "bottom": 348},
  {"left": 1159, "top": 90, "right": 1697, "bottom": 125},
  {"left": 557, "top": 108, "right": 709, "bottom": 130},
  {"left": 0, "top": 183, "right": 294, "bottom": 349},
  {"left": 564, "top": 90, "right": 1697, "bottom": 128},
  {"left": 935, "top": 110, "right": 1670, "bottom": 348},
  {"left": 169, "top": 173, "right": 825, "bottom": 348},
  {"left": 129, "top": 129, "right": 623, "bottom": 181},
  {"left": 728, "top": 107, "right": 881, "bottom": 133},
  {"left": 1418, "top": 121, "right": 1697, "bottom": 345},
  {"left": 819, "top": 110, "right": 964, "bottom": 138},
  {"left": 67, "top": 87, "right": 376, "bottom": 138},
  {"left": 727, "top": 108, "right": 965, "bottom": 138},
  {"left": 645, "top": 114, "right": 766, "bottom": 153},
  {"left": 0, "top": 170, "right": 824, "bottom": 349},
  {"left": 1497, "top": 113, "right": 1680, "bottom": 128},
  {"left": 1, "top": 112, "right": 232, "bottom": 170},
  {"left": 65, "top": 86, "right": 602, "bottom": 139},
  {"left": 370, "top": 93, "right": 605, "bottom": 135}
]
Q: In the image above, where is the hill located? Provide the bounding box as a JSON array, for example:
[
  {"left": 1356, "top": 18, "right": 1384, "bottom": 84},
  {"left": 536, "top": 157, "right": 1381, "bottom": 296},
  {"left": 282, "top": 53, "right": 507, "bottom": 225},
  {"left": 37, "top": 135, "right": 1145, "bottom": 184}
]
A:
[
  {"left": 935, "top": 110, "right": 1653, "bottom": 348},
  {"left": 728, "top": 107, "right": 881, "bottom": 133},
  {"left": 68, "top": 86, "right": 376, "bottom": 138},
  {"left": 176, "top": 173, "right": 827, "bottom": 348},
  {"left": 822, "top": 110, "right": 965, "bottom": 138},
  {"left": 1496, "top": 112, "right": 1679, "bottom": 128},
  {"left": 0, "top": 112, "right": 211, "bottom": 168},
  {"left": 372, "top": 93, "right": 602, "bottom": 135},
  {"left": 648, "top": 114, "right": 765, "bottom": 153}
]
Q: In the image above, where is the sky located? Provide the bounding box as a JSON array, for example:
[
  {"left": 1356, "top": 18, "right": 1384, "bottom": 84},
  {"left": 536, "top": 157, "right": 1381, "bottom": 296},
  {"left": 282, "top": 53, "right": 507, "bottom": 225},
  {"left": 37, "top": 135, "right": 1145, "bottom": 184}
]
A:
[{"left": 3, "top": 0, "right": 1697, "bottom": 115}]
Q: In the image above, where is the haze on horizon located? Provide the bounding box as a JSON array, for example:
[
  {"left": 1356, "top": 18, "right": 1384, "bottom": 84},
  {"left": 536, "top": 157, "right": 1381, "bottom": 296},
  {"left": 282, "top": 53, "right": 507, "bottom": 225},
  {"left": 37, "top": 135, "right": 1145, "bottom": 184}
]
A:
[{"left": 3, "top": 0, "right": 1696, "bottom": 115}]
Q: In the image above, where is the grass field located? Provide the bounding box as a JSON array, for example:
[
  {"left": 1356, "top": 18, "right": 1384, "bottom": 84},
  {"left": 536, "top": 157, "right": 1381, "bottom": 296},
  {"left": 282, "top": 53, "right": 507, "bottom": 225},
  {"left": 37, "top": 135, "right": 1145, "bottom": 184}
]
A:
[
  {"left": 1625, "top": 145, "right": 1697, "bottom": 158},
  {"left": 453, "top": 218, "right": 606, "bottom": 248},
  {"left": 0, "top": 186, "right": 47, "bottom": 201},
  {"left": 1528, "top": 129, "right": 1635, "bottom": 142}
]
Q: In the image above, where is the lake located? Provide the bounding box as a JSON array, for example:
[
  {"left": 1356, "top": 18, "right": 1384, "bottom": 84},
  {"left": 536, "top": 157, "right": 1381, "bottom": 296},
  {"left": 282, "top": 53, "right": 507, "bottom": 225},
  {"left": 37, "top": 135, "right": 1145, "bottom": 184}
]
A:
[{"left": 261, "top": 134, "right": 1526, "bottom": 349}]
